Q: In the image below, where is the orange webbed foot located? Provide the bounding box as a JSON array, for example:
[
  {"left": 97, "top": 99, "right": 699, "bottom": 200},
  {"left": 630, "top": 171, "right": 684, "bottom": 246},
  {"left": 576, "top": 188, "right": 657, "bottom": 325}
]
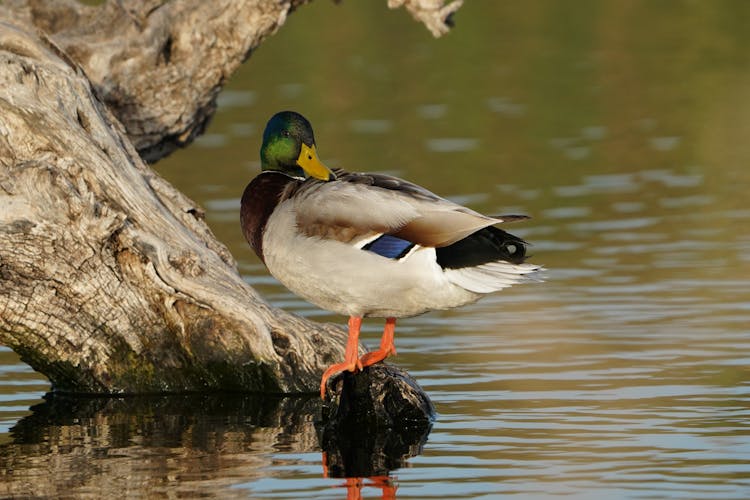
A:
[
  {"left": 359, "top": 346, "right": 396, "bottom": 368},
  {"left": 320, "top": 358, "right": 363, "bottom": 398}
]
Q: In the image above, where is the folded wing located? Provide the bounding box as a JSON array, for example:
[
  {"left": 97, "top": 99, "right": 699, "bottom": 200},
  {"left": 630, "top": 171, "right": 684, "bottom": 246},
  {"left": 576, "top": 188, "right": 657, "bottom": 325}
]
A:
[{"left": 293, "top": 170, "right": 507, "bottom": 247}]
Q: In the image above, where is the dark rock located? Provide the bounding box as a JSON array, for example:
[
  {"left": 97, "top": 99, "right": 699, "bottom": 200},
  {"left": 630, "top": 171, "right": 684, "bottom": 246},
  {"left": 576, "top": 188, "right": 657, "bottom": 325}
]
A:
[{"left": 317, "top": 363, "right": 435, "bottom": 477}]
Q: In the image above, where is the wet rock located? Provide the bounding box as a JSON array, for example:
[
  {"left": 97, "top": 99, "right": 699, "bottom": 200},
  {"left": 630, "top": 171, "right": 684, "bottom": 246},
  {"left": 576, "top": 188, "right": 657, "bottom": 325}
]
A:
[{"left": 317, "top": 363, "right": 435, "bottom": 477}]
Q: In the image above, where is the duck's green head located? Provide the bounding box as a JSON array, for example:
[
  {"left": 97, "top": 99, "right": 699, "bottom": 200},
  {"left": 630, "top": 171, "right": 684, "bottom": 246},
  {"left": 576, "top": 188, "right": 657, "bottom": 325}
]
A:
[{"left": 260, "top": 111, "right": 336, "bottom": 181}]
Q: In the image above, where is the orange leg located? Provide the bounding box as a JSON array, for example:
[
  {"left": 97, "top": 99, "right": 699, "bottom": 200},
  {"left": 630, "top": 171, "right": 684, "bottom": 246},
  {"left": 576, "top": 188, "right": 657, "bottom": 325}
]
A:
[
  {"left": 359, "top": 317, "right": 397, "bottom": 368},
  {"left": 320, "top": 316, "right": 363, "bottom": 398}
]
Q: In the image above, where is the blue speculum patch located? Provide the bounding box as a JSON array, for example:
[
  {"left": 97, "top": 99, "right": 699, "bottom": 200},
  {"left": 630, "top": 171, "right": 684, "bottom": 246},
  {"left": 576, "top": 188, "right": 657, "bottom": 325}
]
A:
[{"left": 363, "top": 234, "right": 415, "bottom": 259}]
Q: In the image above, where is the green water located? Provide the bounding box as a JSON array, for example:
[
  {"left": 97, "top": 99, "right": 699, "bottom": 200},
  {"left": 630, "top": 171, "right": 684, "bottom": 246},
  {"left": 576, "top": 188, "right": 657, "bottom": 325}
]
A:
[{"left": 2, "top": 1, "right": 750, "bottom": 498}]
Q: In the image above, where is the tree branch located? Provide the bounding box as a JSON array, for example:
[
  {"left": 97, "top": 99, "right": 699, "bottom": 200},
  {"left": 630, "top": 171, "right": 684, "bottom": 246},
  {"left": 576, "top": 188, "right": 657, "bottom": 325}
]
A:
[
  {"left": 388, "top": 0, "right": 463, "bottom": 37},
  {"left": 5, "top": 0, "right": 462, "bottom": 163},
  {"left": 3, "top": 0, "right": 314, "bottom": 162}
]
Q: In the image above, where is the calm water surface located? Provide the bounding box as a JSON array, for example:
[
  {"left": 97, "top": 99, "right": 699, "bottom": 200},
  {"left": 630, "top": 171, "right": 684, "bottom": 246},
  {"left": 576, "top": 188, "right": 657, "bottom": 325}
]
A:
[{"left": 2, "top": 1, "right": 750, "bottom": 498}]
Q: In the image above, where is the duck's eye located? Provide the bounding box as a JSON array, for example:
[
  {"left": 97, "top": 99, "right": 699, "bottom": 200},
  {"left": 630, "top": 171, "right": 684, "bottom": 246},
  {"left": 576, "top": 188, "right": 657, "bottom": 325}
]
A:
[
  {"left": 308, "top": 155, "right": 312, "bottom": 160},
  {"left": 281, "top": 130, "right": 290, "bottom": 137}
]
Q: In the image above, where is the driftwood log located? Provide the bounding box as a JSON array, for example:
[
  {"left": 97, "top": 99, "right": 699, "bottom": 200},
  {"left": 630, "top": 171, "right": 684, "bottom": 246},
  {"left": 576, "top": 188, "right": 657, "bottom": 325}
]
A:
[{"left": 0, "top": 0, "right": 460, "bottom": 402}]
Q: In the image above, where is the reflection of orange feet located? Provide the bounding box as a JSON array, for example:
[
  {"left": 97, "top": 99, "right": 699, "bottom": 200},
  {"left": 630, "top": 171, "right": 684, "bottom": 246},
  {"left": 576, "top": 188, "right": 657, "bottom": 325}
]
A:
[
  {"left": 345, "top": 477, "right": 363, "bottom": 500},
  {"left": 381, "top": 482, "right": 398, "bottom": 500},
  {"left": 359, "top": 317, "right": 397, "bottom": 368},
  {"left": 331, "top": 476, "right": 396, "bottom": 500},
  {"left": 320, "top": 316, "right": 363, "bottom": 398},
  {"left": 368, "top": 475, "right": 397, "bottom": 500},
  {"left": 321, "top": 451, "right": 330, "bottom": 479}
]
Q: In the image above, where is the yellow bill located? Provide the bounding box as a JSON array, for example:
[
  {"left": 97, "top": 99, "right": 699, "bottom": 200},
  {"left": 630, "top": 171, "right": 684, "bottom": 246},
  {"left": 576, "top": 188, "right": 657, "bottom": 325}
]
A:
[{"left": 297, "top": 144, "right": 336, "bottom": 181}]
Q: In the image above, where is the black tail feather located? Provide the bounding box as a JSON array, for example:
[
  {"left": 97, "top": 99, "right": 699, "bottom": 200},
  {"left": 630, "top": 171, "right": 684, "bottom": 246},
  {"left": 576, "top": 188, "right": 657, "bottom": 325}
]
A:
[{"left": 436, "top": 226, "right": 528, "bottom": 269}]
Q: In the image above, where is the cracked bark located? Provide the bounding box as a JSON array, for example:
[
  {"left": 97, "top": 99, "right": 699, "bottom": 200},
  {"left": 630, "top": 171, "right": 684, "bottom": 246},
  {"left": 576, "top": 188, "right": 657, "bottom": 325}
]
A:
[{"left": 0, "top": 0, "right": 460, "bottom": 400}]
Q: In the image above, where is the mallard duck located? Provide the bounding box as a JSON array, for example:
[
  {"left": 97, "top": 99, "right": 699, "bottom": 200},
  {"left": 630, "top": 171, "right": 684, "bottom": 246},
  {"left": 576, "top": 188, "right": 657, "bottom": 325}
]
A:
[{"left": 241, "top": 111, "right": 542, "bottom": 398}]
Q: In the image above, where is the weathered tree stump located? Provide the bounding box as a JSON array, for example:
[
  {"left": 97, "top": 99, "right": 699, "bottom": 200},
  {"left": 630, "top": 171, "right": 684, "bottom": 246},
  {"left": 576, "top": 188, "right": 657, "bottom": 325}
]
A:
[
  {"left": 0, "top": 0, "right": 461, "bottom": 411},
  {"left": 0, "top": 19, "right": 336, "bottom": 392}
]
